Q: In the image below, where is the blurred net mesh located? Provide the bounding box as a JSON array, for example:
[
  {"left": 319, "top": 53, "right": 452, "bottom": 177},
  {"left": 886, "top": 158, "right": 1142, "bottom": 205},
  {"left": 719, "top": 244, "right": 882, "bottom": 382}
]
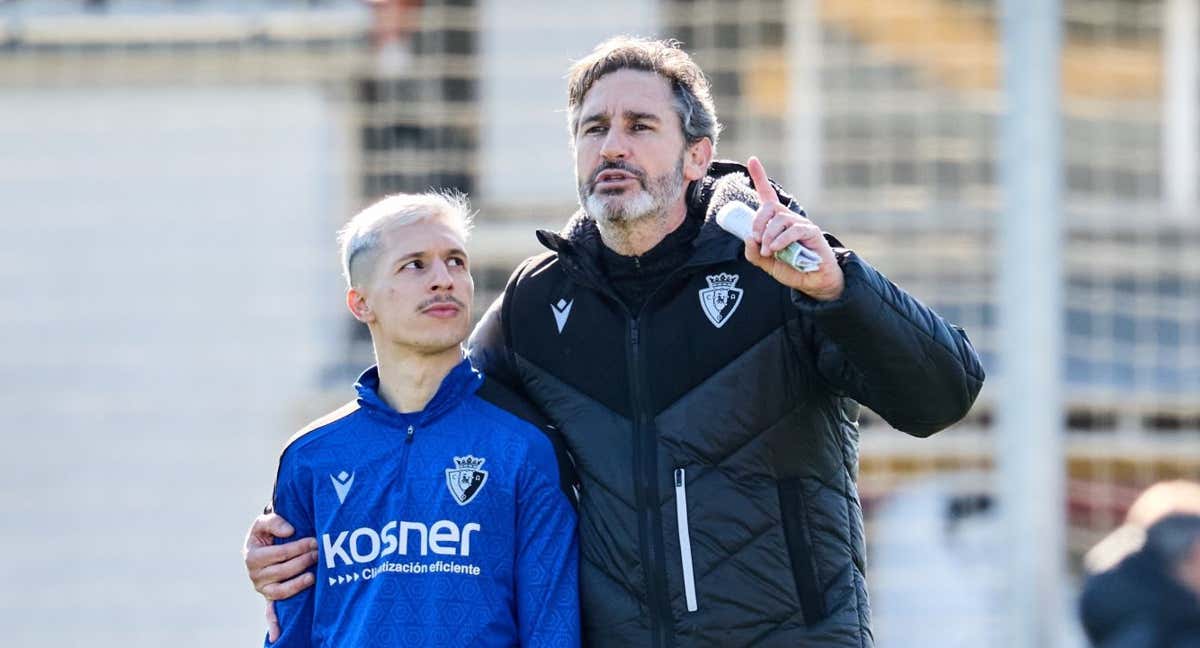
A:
[
  {"left": 4, "top": 0, "right": 1198, "bottom": 643},
  {"left": 662, "top": 0, "right": 1194, "bottom": 642}
]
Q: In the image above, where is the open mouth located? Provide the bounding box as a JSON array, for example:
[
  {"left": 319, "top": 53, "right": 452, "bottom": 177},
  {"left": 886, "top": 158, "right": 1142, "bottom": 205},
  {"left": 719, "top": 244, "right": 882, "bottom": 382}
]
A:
[
  {"left": 592, "top": 168, "right": 642, "bottom": 193},
  {"left": 596, "top": 169, "right": 636, "bottom": 183}
]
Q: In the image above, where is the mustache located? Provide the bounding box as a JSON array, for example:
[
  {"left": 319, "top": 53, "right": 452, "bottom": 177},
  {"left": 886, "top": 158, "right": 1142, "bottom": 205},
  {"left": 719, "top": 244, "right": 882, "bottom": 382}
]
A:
[
  {"left": 416, "top": 295, "right": 467, "bottom": 311},
  {"left": 588, "top": 160, "right": 646, "bottom": 190}
]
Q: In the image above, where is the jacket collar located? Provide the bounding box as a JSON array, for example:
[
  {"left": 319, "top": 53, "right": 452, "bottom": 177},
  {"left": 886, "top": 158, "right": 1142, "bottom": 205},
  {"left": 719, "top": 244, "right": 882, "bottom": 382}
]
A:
[{"left": 354, "top": 357, "right": 482, "bottom": 428}]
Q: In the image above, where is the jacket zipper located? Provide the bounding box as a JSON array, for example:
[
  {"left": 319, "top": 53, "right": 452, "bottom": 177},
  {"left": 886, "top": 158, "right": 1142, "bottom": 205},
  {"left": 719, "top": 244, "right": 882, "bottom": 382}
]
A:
[
  {"left": 628, "top": 318, "right": 672, "bottom": 648},
  {"left": 544, "top": 223, "right": 742, "bottom": 642},
  {"left": 674, "top": 468, "right": 698, "bottom": 612},
  {"left": 584, "top": 271, "right": 691, "bottom": 648},
  {"left": 400, "top": 424, "right": 415, "bottom": 478}
]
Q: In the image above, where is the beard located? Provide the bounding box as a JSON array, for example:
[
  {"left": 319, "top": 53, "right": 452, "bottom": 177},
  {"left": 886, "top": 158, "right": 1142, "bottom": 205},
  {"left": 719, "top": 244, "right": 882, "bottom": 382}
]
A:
[{"left": 579, "top": 157, "right": 685, "bottom": 226}]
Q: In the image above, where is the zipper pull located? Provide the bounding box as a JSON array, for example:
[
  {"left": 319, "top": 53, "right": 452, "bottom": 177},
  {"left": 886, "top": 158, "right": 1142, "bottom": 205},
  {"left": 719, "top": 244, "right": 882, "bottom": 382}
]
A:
[
  {"left": 406, "top": 425, "right": 414, "bottom": 443},
  {"left": 674, "top": 467, "right": 698, "bottom": 612}
]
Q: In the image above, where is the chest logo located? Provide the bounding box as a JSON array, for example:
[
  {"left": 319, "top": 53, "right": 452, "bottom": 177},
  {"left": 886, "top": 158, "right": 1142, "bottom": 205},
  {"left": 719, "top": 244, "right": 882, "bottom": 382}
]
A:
[
  {"left": 551, "top": 298, "right": 573, "bottom": 333},
  {"left": 330, "top": 471, "right": 355, "bottom": 505},
  {"left": 699, "top": 273, "right": 743, "bottom": 328},
  {"left": 446, "top": 455, "right": 489, "bottom": 505}
]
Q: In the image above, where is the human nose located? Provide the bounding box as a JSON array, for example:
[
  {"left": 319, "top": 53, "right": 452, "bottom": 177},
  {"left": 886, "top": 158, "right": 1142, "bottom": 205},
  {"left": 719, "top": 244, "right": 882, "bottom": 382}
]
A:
[
  {"left": 428, "top": 259, "right": 454, "bottom": 291},
  {"left": 599, "top": 128, "right": 629, "bottom": 161}
]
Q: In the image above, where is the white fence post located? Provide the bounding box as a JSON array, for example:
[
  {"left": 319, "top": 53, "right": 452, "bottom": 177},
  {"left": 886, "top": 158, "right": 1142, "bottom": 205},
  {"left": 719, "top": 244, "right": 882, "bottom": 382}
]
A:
[{"left": 998, "top": 1, "right": 1066, "bottom": 646}]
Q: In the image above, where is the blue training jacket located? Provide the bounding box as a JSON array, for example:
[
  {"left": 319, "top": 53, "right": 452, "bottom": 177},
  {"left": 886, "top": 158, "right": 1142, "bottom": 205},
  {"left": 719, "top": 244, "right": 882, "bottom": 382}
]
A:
[{"left": 268, "top": 358, "right": 580, "bottom": 647}]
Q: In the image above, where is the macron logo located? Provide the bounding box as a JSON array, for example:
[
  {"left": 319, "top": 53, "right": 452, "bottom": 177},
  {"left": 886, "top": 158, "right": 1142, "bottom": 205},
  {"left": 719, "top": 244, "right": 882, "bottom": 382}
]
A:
[
  {"left": 551, "top": 298, "right": 573, "bottom": 334},
  {"left": 330, "top": 471, "right": 355, "bottom": 504}
]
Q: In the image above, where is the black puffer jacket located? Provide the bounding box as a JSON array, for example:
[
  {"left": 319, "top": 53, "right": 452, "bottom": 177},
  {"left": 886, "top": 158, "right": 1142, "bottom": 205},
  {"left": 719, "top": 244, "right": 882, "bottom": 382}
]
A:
[{"left": 469, "top": 162, "right": 985, "bottom": 647}]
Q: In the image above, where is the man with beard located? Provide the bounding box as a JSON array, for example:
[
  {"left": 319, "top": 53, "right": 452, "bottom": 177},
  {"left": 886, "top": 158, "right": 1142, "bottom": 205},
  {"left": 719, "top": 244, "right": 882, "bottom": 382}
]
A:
[{"left": 246, "top": 37, "right": 984, "bottom": 647}]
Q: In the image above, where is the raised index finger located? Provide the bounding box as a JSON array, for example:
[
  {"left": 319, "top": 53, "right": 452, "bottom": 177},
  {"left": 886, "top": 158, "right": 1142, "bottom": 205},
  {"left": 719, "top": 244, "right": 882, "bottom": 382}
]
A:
[{"left": 747, "top": 156, "right": 779, "bottom": 207}]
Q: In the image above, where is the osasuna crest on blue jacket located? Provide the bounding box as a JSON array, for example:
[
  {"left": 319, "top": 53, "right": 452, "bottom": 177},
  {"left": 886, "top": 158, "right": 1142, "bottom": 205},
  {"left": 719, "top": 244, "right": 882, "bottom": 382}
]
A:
[{"left": 268, "top": 358, "right": 580, "bottom": 647}]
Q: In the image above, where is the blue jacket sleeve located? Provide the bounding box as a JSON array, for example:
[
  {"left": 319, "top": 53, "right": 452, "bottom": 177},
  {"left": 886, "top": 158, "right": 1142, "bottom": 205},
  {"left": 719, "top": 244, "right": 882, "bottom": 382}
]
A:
[
  {"left": 515, "top": 438, "right": 580, "bottom": 647},
  {"left": 265, "top": 450, "right": 316, "bottom": 648}
]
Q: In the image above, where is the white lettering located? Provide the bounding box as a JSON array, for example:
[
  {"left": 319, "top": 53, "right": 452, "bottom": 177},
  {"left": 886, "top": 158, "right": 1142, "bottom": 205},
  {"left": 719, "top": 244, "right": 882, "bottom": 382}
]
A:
[
  {"left": 380, "top": 521, "right": 398, "bottom": 557},
  {"left": 399, "top": 521, "right": 428, "bottom": 556},
  {"left": 349, "top": 527, "right": 381, "bottom": 563},
  {"left": 461, "top": 523, "right": 480, "bottom": 556},
  {"left": 320, "top": 520, "right": 480, "bottom": 566},
  {"left": 323, "top": 531, "right": 351, "bottom": 568},
  {"left": 429, "top": 521, "right": 459, "bottom": 555}
]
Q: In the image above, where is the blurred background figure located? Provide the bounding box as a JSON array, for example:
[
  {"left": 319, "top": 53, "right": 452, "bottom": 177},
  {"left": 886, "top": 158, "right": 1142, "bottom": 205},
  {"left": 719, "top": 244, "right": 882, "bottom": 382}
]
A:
[
  {"left": 367, "top": 0, "right": 419, "bottom": 75},
  {"left": 1080, "top": 512, "right": 1200, "bottom": 647},
  {"left": 1085, "top": 480, "right": 1200, "bottom": 575},
  {"left": 869, "top": 473, "right": 1006, "bottom": 646}
]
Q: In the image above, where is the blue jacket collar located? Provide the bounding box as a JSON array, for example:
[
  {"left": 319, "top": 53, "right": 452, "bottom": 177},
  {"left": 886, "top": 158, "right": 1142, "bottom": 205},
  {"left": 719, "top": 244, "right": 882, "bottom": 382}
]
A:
[{"left": 354, "top": 357, "right": 482, "bottom": 427}]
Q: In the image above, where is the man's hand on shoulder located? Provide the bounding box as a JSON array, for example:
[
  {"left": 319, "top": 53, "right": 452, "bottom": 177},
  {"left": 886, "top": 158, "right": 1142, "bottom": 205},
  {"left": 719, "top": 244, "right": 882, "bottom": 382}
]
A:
[
  {"left": 243, "top": 511, "right": 318, "bottom": 642},
  {"left": 743, "top": 156, "right": 845, "bottom": 301}
]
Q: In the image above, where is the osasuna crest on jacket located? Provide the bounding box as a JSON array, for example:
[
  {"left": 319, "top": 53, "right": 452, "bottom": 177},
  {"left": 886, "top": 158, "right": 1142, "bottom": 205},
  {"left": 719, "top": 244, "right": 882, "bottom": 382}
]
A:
[
  {"left": 698, "top": 272, "right": 742, "bottom": 328},
  {"left": 445, "top": 455, "right": 488, "bottom": 505},
  {"left": 469, "top": 161, "right": 984, "bottom": 647},
  {"left": 268, "top": 359, "right": 581, "bottom": 648}
]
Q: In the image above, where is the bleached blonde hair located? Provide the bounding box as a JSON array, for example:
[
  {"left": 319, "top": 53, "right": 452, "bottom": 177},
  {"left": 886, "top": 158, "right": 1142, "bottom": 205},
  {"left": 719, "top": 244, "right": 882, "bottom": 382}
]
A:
[{"left": 337, "top": 190, "right": 474, "bottom": 287}]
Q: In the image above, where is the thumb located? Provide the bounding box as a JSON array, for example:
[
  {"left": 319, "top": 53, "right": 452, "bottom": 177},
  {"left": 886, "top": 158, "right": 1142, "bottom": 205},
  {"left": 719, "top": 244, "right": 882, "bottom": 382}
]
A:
[
  {"left": 743, "top": 237, "right": 770, "bottom": 270},
  {"left": 253, "top": 513, "right": 296, "bottom": 543},
  {"left": 266, "top": 601, "right": 281, "bottom": 643}
]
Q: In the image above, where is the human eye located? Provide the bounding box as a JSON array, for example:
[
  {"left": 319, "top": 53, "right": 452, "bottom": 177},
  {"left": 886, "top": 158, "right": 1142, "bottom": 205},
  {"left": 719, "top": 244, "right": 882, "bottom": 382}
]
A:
[
  {"left": 400, "top": 259, "right": 423, "bottom": 271},
  {"left": 584, "top": 124, "right": 607, "bottom": 135},
  {"left": 447, "top": 256, "right": 468, "bottom": 268}
]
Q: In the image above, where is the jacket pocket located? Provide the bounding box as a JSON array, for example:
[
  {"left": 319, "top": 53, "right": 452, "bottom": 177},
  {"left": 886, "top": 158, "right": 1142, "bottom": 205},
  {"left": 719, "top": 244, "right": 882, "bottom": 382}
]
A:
[
  {"left": 777, "top": 478, "right": 826, "bottom": 625},
  {"left": 674, "top": 468, "right": 698, "bottom": 612}
]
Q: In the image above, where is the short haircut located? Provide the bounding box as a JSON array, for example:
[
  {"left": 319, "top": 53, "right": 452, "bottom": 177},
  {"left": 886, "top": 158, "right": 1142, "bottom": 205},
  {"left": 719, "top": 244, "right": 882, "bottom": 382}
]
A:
[
  {"left": 337, "top": 190, "right": 473, "bottom": 287},
  {"left": 566, "top": 36, "right": 721, "bottom": 149}
]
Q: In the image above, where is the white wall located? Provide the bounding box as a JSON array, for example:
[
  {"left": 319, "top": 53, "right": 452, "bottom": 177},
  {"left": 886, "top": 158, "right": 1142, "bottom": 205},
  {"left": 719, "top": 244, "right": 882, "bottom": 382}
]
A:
[{"left": 0, "top": 85, "right": 347, "bottom": 646}]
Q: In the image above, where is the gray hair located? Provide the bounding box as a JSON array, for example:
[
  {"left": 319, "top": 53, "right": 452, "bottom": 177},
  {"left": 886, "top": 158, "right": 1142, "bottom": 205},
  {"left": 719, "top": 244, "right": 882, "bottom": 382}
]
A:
[
  {"left": 566, "top": 36, "right": 721, "bottom": 150},
  {"left": 337, "top": 190, "right": 473, "bottom": 287}
]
